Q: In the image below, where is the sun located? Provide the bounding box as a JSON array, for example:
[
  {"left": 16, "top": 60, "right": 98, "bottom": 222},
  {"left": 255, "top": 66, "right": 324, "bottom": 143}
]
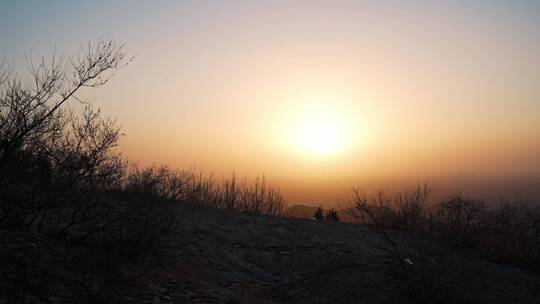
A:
[
  {"left": 296, "top": 116, "right": 345, "bottom": 157},
  {"left": 285, "top": 100, "right": 355, "bottom": 158},
  {"left": 270, "top": 89, "right": 369, "bottom": 160}
]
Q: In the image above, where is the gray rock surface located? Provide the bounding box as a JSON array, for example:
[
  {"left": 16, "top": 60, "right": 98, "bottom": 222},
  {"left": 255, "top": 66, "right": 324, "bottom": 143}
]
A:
[
  {"left": 2, "top": 202, "right": 539, "bottom": 303},
  {"left": 149, "top": 203, "right": 540, "bottom": 303}
]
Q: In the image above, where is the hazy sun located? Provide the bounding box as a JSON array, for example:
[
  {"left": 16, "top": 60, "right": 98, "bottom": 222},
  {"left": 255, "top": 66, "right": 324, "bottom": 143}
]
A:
[
  {"left": 296, "top": 116, "right": 345, "bottom": 157},
  {"left": 271, "top": 88, "right": 369, "bottom": 160}
]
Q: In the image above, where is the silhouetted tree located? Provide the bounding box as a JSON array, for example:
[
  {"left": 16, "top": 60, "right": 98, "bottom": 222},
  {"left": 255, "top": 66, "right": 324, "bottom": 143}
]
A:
[
  {"left": 313, "top": 207, "right": 324, "bottom": 220},
  {"left": 325, "top": 208, "right": 340, "bottom": 221},
  {"left": 0, "top": 39, "right": 129, "bottom": 169},
  {"left": 428, "top": 196, "right": 486, "bottom": 251},
  {"left": 0, "top": 39, "right": 130, "bottom": 230}
]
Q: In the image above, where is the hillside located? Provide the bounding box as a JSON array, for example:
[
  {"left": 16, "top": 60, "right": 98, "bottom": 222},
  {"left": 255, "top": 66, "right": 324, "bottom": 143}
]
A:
[{"left": 4, "top": 202, "right": 539, "bottom": 304}]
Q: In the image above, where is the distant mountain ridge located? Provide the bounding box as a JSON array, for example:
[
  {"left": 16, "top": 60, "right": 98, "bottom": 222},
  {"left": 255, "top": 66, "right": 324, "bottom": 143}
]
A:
[{"left": 283, "top": 204, "right": 319, "bottom": 219}]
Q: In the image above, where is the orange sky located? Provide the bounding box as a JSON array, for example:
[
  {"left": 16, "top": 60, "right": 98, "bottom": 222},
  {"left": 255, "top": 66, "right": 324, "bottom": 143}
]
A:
[{"left": 2, "top": 1, "right": 540, "bottom": 203}]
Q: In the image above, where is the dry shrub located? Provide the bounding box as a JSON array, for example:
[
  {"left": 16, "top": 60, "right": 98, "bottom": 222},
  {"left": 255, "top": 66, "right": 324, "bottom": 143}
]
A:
[
  {"left": 428, "top": 196, "right": 487, "bottom": 250},
  {"left": 348, "top": 184, "right": 430, "bottom": 233},
  {"left": 137, "top": 169, "right": 287, "bottom": 216},
  {"left": 348, "top": 184, "right": 540, "bottom": 275},
  {"left": 0, "top": 40, "right": 177, "bottom": 259},
  {"left": 348, "top": 186, "right": 475, "bottom": 303},
  {"left": 482, "top": 202, "right": 540, "bottom": 270}
]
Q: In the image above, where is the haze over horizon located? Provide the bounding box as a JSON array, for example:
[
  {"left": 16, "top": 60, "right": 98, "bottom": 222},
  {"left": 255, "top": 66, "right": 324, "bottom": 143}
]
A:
[{"left": 1, "top": 0, "right": 539, "bottom": 203}]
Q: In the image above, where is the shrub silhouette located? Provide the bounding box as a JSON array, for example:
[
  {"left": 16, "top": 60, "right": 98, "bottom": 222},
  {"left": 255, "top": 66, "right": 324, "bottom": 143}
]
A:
[
  {"left": 313, "top": 207, "right": 324, "bottom": 220},
  {"left": 0, "top": 40, "right": 179, "bottom": 258},
  {"left": 0, "top": 40, "right": 129, "bottom": 237},
  {"left": 325, "top": 208, "right": 340, "bottom": 221},
  {"left": 348, "top": 185, "right": 540, "bottom": 273},
  {"left": 428, "top": 196, "right": 486, "bottom": 251},
  {"left": 348, "top": 185, "right": 474, "bottom": 302}
]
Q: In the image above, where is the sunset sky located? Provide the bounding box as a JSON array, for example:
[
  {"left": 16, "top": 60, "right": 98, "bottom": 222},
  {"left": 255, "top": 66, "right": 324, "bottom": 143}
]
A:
[{"left": 1, "top": 1, "right": 539, "bottom": 203}]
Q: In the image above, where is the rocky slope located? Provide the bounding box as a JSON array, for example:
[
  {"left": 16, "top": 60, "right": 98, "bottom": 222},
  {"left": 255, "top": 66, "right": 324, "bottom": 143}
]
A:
[
  {"left": 2, "top": 202, "right": 540, "bottom": 303},
  {"left": 152, "top": 203, "right": 540, "bottom": 303}
]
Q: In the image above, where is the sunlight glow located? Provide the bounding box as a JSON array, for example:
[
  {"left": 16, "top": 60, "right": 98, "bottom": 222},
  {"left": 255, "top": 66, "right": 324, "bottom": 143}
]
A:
[
  {"left": 295, "top": 114, "right": 345, "bottom": 157},
  {"left": 265, "top": 84, "right": 374, "bottom": 163},
  {"left": 279, "top": 92, "right": 362, "bottom": 159}
]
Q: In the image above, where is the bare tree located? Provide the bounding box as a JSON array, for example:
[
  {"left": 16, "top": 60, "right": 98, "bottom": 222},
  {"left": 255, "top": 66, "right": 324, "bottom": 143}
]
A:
[
  {"left": 428, "top": 196, "right": 486, "bottom": 251},
  {"left": 347, "top": 186, "right": 476, "bottom": 303},
  {"left": 0, "top": 40, "right": 129, "bottom": 230},
  {"left": 0, "top": 39, "right": 129, "bottom": 169}
]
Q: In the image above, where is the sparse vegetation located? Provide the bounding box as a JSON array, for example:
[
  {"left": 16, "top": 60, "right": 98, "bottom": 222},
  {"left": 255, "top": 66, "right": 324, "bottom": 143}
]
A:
[
  {"left": 325, "top": 208, "right": 340, "bottom": 221},
  {"left": 311, "top": 207, "right": 340, "bottom": 221},
  {"left": 313, "top": 206, "right": 324, "bottom": 220},
  {"left": 348, "top": 187, "right": 471, "bottom": 302},
  {"left": 126, "top": 169, "right": 286, "bottom": 216},
  {"left": 0, "top": 38, "right": 285, "bottom": 243},
  {"left": 348, "top": 185, "right": 540, "bottom": 275},
  {"left": 0, "top": 40, "right": 287, "bottom": 303}
]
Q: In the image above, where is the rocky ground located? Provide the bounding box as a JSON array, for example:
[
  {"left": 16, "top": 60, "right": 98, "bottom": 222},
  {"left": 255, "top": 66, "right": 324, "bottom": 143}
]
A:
[{"left": 2, "top": 202, "right": 540, "bottom": 303}]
